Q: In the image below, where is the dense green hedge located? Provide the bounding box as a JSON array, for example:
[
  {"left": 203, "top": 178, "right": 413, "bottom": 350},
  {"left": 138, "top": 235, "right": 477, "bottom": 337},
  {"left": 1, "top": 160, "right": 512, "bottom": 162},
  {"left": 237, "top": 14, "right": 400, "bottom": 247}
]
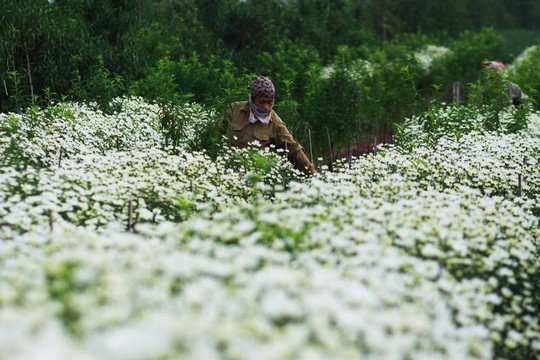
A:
[{"left": 1, "top": 0, "right": 539, "bottom": 160}]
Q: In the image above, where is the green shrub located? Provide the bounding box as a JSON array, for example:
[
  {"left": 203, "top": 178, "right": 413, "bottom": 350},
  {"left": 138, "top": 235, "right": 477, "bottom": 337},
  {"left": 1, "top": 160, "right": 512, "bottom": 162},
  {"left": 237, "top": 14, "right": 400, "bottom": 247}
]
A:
[
  {"left": 254, "top": 39, "right": 322, "bottom": 101},
  {"left": 468, "top": 68, "right": 532, "bottom": 133},
  {"left": 69, "top": 56, "right": 126, "bottom": 114},
  {"left": 431, "top": 27, "right": 505, "bottom": 99},
  {"left": 303, "top": 65, "right": 362, "bottom": 160},
  {"left": 507, "top": 45, "right": 540, "bottom": 109}
]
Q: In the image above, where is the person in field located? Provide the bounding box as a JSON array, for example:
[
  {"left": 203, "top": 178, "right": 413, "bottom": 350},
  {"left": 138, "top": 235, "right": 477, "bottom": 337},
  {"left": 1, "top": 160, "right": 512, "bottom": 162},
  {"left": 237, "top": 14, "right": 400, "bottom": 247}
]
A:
[
  {"left": 224, "top": 76, "right": 316, "bottom": 175},
  {"left": 481, "top": 60, "right": 529, "bottom": 106}
]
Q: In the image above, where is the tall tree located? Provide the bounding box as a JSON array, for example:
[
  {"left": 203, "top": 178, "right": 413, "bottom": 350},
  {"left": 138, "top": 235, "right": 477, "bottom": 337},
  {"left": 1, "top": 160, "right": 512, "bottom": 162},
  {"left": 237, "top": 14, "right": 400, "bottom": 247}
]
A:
[{"left": 0, "top": 0, "right": 102, "bottom": 110}]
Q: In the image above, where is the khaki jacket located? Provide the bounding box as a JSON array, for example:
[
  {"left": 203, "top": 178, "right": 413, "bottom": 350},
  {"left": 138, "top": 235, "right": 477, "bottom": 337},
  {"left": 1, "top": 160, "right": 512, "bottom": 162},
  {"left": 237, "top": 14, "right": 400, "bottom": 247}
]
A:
[{"left": 226, "top": 101, "right": 316, "bottom": 175}]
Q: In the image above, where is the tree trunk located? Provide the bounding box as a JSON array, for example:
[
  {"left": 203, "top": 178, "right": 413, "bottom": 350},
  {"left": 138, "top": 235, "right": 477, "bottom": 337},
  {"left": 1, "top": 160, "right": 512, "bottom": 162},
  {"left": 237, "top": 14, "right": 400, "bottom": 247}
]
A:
[{"left": 138, "top": 0, "right": 143, "bottom": 24}]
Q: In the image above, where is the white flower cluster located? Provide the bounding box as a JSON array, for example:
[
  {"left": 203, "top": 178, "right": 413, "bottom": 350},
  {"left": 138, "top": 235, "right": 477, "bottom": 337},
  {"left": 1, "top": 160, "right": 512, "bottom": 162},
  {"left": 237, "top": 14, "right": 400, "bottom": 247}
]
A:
[
  {"left": 414, "top": 45, "right": 451, "bottom": 74},
  {"left": 0, "top": 99, "right": 299, "bottom": 237},
  {"left": 0, "top": 221, "right": 495, "bottom": 359},
  {"left": 320, "top": 60, "right": 374, "bottom": 81},
  {"left": 387, "top": 109, "right": 540, "bottom": 213},
  {"left": 156, "top": 100, "right": 219, "bottom": 148},
  {"left": 0, "top": 97, "right": 162, "bottom": 165},
  {"left": 0, "top": 146, "right": 279, "bottom": 237},
  {"left": 1, "top": 97, "right": 539, "bottom": 358}
]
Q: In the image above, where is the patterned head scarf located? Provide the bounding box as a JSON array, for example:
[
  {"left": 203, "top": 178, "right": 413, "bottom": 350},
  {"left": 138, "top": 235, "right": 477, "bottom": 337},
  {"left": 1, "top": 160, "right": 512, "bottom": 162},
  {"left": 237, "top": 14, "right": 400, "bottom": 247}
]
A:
[
  {"left": 247, "top": 76, "right": 275, "bottom": 124},
  {"left": 249, "top": 76, "right": 275, "bottom": 99}
]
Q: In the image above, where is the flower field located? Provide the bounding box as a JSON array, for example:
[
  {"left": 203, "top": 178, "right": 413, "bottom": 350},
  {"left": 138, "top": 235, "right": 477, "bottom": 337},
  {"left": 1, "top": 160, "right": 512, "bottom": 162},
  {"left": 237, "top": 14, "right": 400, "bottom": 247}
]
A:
[{"left": 1, "top": 98, "right": 539, "bottom": 359}]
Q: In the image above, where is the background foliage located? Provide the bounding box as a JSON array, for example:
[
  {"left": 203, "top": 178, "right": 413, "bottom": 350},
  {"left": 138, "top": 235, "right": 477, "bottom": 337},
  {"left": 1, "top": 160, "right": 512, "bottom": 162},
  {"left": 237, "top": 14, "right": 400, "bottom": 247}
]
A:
[{"left": 1, "top": 0, "right": 540, "bottom": 160}]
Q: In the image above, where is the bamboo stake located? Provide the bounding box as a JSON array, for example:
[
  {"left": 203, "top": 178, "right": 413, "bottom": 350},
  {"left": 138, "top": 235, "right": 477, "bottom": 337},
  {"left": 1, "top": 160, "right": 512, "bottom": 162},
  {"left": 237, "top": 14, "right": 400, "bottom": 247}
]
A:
[
  {"left": 518, "top": 173, "right": 522, "bottom": 197},
  {"left": 452, "top": 81, "right": 461, "bottom": 104},
  {"left": 48, "top": 209, "right": 53, "bottom": 233},
  {"left": 308, "top": 128, "right": 313, "bottom": 163},
  {"left": 57, "top": 147, "right": 63, "bottom": 168},
  {"left": 127, "top": 199, "right": 133, "bottom": 232},
  {"left": 25, "top": 44, "right": 35, "bottom": 105},
  {"left": 326, "top": 127, "right": 333, "bottom": 172}
]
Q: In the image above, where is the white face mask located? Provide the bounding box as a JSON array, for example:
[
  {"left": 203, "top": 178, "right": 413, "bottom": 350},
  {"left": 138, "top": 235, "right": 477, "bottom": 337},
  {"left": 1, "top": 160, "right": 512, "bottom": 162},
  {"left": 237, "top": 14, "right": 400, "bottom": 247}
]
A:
[
  {"left": 248, "top": 96, "right": 272, "bottom": 124},
  {"left": 253, "top": 102, "right": 271, "bottom": 116}
]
